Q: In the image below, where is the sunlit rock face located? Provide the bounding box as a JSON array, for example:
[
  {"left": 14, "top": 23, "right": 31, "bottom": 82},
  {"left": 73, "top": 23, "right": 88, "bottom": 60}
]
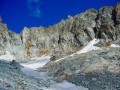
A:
[{"left": 0, "top": 2, "right": 120, "bottom": 61}]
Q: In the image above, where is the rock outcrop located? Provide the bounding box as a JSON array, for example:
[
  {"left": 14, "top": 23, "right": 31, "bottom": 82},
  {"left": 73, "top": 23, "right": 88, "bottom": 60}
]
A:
[
  {"left": 0, "top": 2, "right": 120, "bottom": 61},
  {"left": 0, "top": 60, "right": 50, "bottom": 89},
  {"left": 115, "top": 2, "right": 120, "bottom": 24},
  {"left": 38, "top": 47, "right": 120, "bottom": 90}
]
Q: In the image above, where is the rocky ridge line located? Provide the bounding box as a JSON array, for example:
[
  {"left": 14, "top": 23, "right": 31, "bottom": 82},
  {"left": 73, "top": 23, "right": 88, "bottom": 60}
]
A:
[{"left": 0, "top": 2, "right": 120, "bottom": 61}]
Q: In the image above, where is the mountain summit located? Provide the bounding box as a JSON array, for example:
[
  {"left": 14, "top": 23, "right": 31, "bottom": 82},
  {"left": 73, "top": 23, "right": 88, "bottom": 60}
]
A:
[{"left": 0, "top": 2, "right": 120, "bottom": 61}]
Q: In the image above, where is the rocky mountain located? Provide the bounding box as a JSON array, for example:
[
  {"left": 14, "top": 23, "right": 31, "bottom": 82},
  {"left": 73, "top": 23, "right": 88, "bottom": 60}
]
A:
[
  {"left": 0, "top": 2, "right": 120, "bottom": 90},
  {"left": 38, "top": 47, "right": 120, "bottom": 90},
  {"left": 0, "top": 2, "right": 120, "bottom": 62}
]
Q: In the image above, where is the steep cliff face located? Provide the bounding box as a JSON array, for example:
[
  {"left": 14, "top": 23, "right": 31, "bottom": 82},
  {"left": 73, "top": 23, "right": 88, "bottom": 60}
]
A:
[
  {"left": 20, "top": 8, "right": 98, "bottom": 60},
  {"left": 0, "top": 19, "right": 25, "bottom": 61},
  {"left": 97, "top": 3, "right": 120, "bottom": 41},
  {"left": 0, "top": 2, "right": 120, "bottom": 61}
]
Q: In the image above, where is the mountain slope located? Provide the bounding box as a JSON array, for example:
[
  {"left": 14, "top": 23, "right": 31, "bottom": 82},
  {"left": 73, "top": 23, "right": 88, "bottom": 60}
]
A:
[{"left": 0, "top": 2, "right": 120, "bottom": 61}]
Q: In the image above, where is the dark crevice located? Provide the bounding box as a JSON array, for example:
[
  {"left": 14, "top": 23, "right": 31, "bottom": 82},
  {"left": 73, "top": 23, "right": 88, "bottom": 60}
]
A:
[
  {"left": 58, "top": 35, "right": 61, "bottom": 45},
  {"left": 74, "top": 34, "right": 81, "bottom": 45},
  {"left": 112, "top": 8, "right": 117, "bottom": 27}
]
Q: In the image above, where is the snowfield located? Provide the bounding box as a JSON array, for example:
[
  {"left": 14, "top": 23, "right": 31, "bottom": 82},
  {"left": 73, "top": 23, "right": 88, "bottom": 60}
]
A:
[{"left": 21, "top": 55, "right": 88, "bottom": 90}]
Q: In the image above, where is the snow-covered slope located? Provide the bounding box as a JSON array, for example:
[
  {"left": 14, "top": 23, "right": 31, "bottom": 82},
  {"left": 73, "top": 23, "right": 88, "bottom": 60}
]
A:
[
  {"left": 21, "top": 55, "right": 51, "bottom": 70},
  {"left": 56, "top": 38, "right": 101, "bottom": 62},
  {"left": 20, "top": 39, "right": 100, "bottom": 89},
  {"left": 76, "top": 38, "right": 100, "bottom": 54},
  {"left": 21, "top": 55, "right": 88, "bottom": 90},
  {"left": 43, "top": 81, "right": 88, "bottom": 90},
  {"left": 1, "top": 39, "right": 113, "bottom": 90},
  {"left": 21, "top": 55, "right": 51, "bottom": 80}
]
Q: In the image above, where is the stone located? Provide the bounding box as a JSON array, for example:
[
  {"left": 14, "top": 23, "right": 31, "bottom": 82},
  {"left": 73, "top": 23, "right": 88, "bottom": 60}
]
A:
[
  {"left": 0, "top": 3, "right": 120, "bottom": 89},
  {"left": 108, "top": 60, "right": 120, "bottom": 73},
  {"left": 4, "top": 83, "right": 11, "bottom": 87},
  {"left": 50, "top": 56, "right": 56, "bottom": 61},
  {"left": 115, "top": 2, "right": 120, "bottom": 24}
]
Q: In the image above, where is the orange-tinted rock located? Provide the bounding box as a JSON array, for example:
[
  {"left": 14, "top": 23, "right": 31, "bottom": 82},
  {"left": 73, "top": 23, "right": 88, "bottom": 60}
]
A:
[
  {"left": 25, "top": 41, "right": 30, "bottom": 57},
  {"left": 4, "top": 83, "right": 11, "bottom": 87},
  {"left": 38, "top": 50, "right": 50, "bottom": 56},
  {"left": 104, "top": 41, "right": 112, "bottom": 47}
]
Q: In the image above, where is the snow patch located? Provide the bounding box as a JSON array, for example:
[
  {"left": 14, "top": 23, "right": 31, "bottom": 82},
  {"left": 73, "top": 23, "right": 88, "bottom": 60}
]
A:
[
  {"left": 110, "top": 44, "right": 120, "bottom": 48},
  {"left": 76, "top": 38, "right": 100, "bottom": 54},
  {"left": 21, "top": 55, "right": 51, "bottom": 80},
  {"left": 21, "top": 67, "right": 48, "bottom": 80},
  {"left": 56, "top": 38, "right": 101, "bottom": 62},
  {"left": 55, "top": 55, "right": 70, "bottom": 62},
  {"left": 0, "top": 51, "right": 15, "bottom": 61},
  {"left": 21, "top": 55, "right": 50, "bottom": 70},
  {"left": 43, "top": 81, "right": 88, "bottom": 90}
]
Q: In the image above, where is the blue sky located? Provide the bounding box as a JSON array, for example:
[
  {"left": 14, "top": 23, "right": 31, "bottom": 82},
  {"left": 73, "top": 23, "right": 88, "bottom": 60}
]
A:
[{"left": 0, "top": 0, "right": 119, "bottom": 33}]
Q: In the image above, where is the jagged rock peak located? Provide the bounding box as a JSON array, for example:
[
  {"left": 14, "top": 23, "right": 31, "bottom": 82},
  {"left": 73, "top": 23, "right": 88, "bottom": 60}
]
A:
[
  {"left": 115, "top": 2, "right": 120, "bottom": 24},
  {"left": 0, "top": 2, "right": 120, "bottom": 61}
]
